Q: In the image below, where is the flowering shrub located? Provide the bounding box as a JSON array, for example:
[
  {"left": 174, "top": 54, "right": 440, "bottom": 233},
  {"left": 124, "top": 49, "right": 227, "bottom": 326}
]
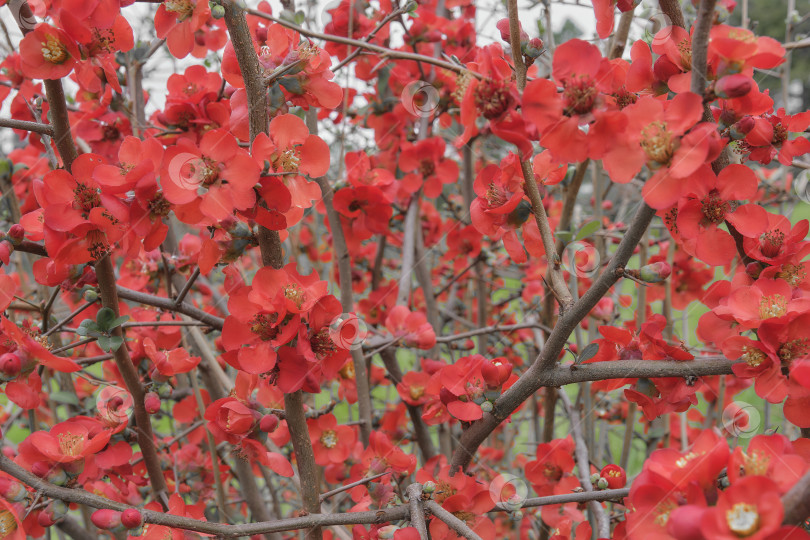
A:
[{"left": 0, "top": 0, "right": 808, "bottom": 538}]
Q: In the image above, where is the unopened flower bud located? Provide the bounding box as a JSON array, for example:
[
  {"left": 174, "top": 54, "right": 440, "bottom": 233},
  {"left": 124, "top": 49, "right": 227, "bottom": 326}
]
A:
[
  {"left": 83, "top": 289, "right": 99, "bottom": 302},
  {"left": 144, "top": 392, "right": 161, "bottom": 414},
  {"left": 512, "top": 510, "right": 524, "bottom": 521},
  {"left": 590, "top": 473, "right": 601, "bottom": 484},
  {"left": 637, "top": 261, "right": 672, "bottom": 283},
  {"left": 210, "top": 3, "right": 225, "bottom": 18},
  {"left": 0, "top": 477, "right": 26, "bottom": 502},
  {"left": 121, "top": 508, "right": 143, "bottom": 529},
  {"left": 260, "top": 414, "right": 279, "bottom": 433},
  {"left": 715, "top": 74, "right": 752, "bottom": 99},
  {"left": 480, "top": 401, "right": 494, "bottom": 413},
  {"left": 597, "top": 477, "right": 609, "bottom": 489},
  {"left": 746, "top": 262, "right": 763, "bottom": 279},
  {"left": 38, "top": 508, "right": 57, "bottom": 527},
  {"left": 730, "top": 116, "right": 755, "bottom": 140},
  {"left": 522, "top": 37, "right": 544, "bottom": 58},
  {"left": 7, "top": 225, "right": 24, "bottom": 244},
  {"left": 377, "top": 525, "right": 398, "bottom": 539},
  {"left": 91, "top": 509, "right": 122, "bottom": 530},
  {"left": 0, "top": 353, "right": 21, "bottom": 380},
  {"left": 422, "top": 481, "right": 436, "bottom": 494}
]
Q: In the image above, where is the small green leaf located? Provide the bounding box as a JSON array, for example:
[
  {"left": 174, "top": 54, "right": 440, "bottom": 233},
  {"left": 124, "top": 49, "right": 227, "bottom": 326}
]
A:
[
  {"left": 96, "top": 335, "right": 111, "bottom": 352},
  {"left": 108, "top": 336, "right": 125, "bottom": 352},
  {"left": 575, "top": 343, "right": 599, "bottom": 364},
  {"left": 556, "top": 230, "right": 574, "bottom": 245},
  {"left": 96, "top": 307, "right": 117, "bottom": 329},
  {"left": 76, "top": 319, "right": 99, "bottom": 336},
  {"left": 575, "top": 220, "right": 600, "bottom": 241},
  {"left": 109, "top": 315, "right": 130, "bottom": 330}
]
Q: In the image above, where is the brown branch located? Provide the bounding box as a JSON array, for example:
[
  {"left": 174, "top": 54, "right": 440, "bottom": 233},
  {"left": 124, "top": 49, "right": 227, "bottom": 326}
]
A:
[
  {"left": 494, "top": 488, "right": 630, "bottom": 511},
  {"left": 657, "top": 0, "right": 686, "bottom": 29},
  {"left": 244, "top": 8, "right": 474, "bottom": 77},
  {"left": 554, "top": 160, "right": 590, "bottom": 257},
  {"left": 407, "top": 484, "right": 428, "bottom": 540},
  {"left": 379, "top": 348, "right": 436, "bottom": 461},
  {"left": 0, "top": 454, "right": 410, "bottom": 537},
  {"left": 95, "top": 255, "right": 169, "bottom": 506},
  {"left": 312, "top": 156, "right": 372, "bottom": 445},
  {"left": 449, "top": 203, "right": 657, "bottom": 473},
  {"left": 690, "top": 0, "right": 717, "bottom": 96},
  {"left": 782, "top": 469, "right": 810, "bottom": 525},
  {"left": 284, "top": 390, "right": 323, "bottom": 538},
  {"left": 116, "top": 286, "right": 224, "bottom": 330},
  {"left": 0, "top": 117, "right": 54, "bottom": 135},
  {"left": 320, "top": 472, "right": 391, "bottom": 502},
  {"left": 425, "top": 501, "right": 482, "bottom": 540},
  {"left": 558, "top": 391, "right": 609, "bottom": 537}
]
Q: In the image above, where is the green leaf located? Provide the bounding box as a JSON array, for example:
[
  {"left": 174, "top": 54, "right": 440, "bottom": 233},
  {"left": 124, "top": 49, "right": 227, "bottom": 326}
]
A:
[
  {"left": 556, "top": 230, "right": 574, "bottom": 245},
  {"left": 575, "top": 220, "right": 600, "bottom": 241},
  {"left": 96, "top": 307, "right": 117, "bottom": 330},
  {"left": 96, "top": 335, "right": 111, "bottom": 352},
  {"left": 76, "top": 319, "right": 99, "bottom": 336},
  {"left": 109, "top": 315, "right": 130, "bottom": 330},
  {"left": 108, "top": 336, "right": 125, "bottom": 352},
  {"left": 575, "top": 343, "right": 599, "bottom": 364}
]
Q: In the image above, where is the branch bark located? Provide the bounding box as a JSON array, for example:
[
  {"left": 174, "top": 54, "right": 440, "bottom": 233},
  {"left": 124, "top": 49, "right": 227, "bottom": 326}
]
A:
[{"left": 450, "top": 203, "right": 657, "bottom": 472}]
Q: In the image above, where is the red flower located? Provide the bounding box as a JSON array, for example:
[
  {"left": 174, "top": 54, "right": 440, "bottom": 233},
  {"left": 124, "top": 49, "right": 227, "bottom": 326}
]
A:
[
  {"left": 162, "top": 129, "right": 259, "bottom": 223},
  {"left": 602, "top": 93, "right": 719, "bottom": 207},
  {"left": 399, "top": 137, "right": 459, "bottom": 198},
  {"left": 742, "top": 109, "right": 810, "bottom": 166},
  {"left": 525, "top": 437, "right": 576, "bottom": 493},
  {"left": 701, "top": 476, "right": 783, "bottom": 540},
  {"left": 143, "top": 337, "right": 201, "bottom": 377},
  {"left": 523, "top": 39, "right": 623, "bottom": 164},
  {"left": 23, "top": 418, "right": 111, "bottom": 463},
  {"left": 396, "top": 371, "right": 431, "bottom": 406},
  {"left": 154, "top": 0, "right": 211, "bottom": 59},
  {"left": 308, "top": 413, "right": 356, "bottom": 466},
  {"left": 0, "top": 317, "right": 80, "bottom": 373},
  {"left": 600, "top": 464, "right": 627, "bottom": 489},
  {"left": 19, "top": 23, "right": 80, "bottom": 80},
  {"left": 384, "top": 306, "right": 436, "bottom": 350},
  {"left": 204, "top": 396, "right": 260, "bottom": 444},
  {"left": 743, "top": 215, "right": 810, "bottom": 266},
  {"left": 676, "top": 164, "right": 769, "bottom": 266}
]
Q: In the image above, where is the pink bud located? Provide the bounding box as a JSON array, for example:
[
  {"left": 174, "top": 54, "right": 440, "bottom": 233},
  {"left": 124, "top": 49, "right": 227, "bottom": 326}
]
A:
[
  {"left": 0, "top": 353, "right": 21, "bottom": 379},
  {"left": 144, "top": 392, "right": 161, "bottom": 414},
  {"left": 91, "top": 509, "right": 122, "bottom": 530},
  {"left": 638, "top": 261, "right": 672, "bottom": 283},
  {"left": 120, "top": 508, "right": 143, "bottom": 529},
  {"left": 38, "top": 509, "right": 57, "bottom": 527},
  {"left": 715, "top": 74, "right": 752, "bottom": 98},
  {"left": 0, "top": 476, "right": 26, "bottom": 502},
  {"left": 259, "top": 414, "right": 279, "bottom": 433},
  {"left": 7, "top": 224, "right": 24, "bottom": 242}
]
